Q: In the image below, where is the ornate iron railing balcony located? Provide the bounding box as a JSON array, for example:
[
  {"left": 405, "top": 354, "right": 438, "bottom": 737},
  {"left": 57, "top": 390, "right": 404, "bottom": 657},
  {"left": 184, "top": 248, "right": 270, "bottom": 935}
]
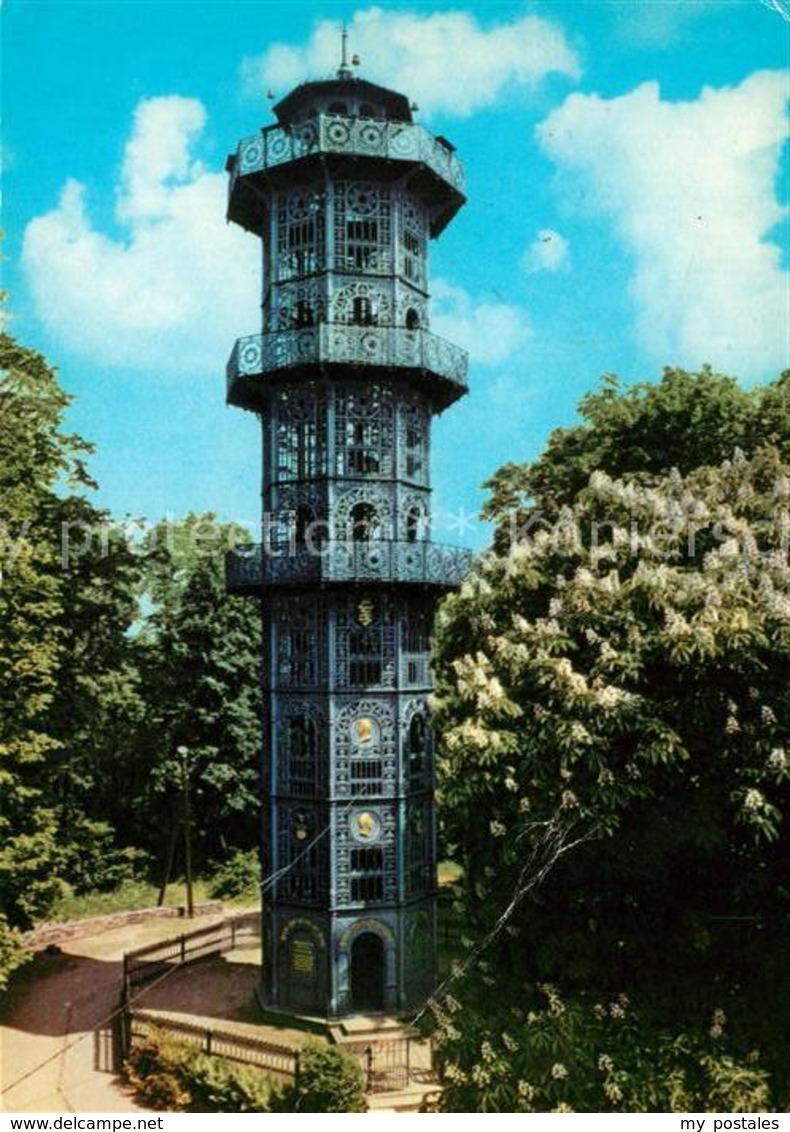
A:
[
  {"left": 230, "top": 113, "right": 465, "bottom": 196},
  {"left": 226, "top": 539, "right": 474, "bottom": 593},
  {"left": 227, "top": 324, "right": 468, "bottom": 407}
]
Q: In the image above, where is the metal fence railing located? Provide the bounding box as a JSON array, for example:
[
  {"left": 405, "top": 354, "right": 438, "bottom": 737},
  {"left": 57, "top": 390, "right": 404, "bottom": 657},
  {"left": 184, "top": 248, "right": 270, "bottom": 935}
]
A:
[{"left": 118, "top": 912, "right": 428, "bottom": 1095}]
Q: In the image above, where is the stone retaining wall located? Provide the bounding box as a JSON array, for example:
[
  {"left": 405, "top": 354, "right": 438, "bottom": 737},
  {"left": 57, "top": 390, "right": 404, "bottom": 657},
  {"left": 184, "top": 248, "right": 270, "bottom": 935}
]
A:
[{"left": 25, "top": 901, "right": 224, "bottom": 950}]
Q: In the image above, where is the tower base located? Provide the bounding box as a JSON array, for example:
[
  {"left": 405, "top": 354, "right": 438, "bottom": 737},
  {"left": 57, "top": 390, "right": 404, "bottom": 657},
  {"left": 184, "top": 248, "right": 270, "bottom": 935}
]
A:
[{"left": 262, "top": 899, "right": 436, "bottom": 1019}]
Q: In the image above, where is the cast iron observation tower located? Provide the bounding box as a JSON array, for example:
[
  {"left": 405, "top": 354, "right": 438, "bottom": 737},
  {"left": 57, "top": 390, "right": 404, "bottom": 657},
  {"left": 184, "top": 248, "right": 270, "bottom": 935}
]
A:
[{"left": 225, "top": 54, "right": 471, "bottom": 1018}]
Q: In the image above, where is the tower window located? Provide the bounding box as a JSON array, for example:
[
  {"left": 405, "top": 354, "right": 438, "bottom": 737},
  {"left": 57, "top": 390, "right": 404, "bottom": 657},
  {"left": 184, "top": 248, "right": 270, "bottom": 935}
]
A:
[
  {"left": 278, "top": 628, "right": 316, "bottom": 687},
  {"left": 294, "top": 300, "right": 314, "bottom": 328},
  {"left": 348, "top": 626, "right": 382, "bottom": 687},
  {"left": 349, "top": 758, "right": 383, "bottom": 794},
  {"left": 359, "top": 103, "right": 377, "bottom": 119},
  {"left": 334, "top": 183, "right": 391, "bottom": 274},
  {"left": 277, "top": 189, "right": 325, "bottom": 281},
  {"left": 403, "top": 411, "right": 426, "bottom": 480},
  {"left": 347, "top": 419, "right": 381, "bottom": 474},
  {"left": 285, "top": 715, "right": 318, "bottom": 794},
  {"left": 346, "top": 220, "right": 380, "bottom": 271},
  {"left": 400, "top": 198, "right": 426, "bottom": 286},
  {"left": 352, "top": 295, "right": 376, "bottom": 325},
  {"left": 349, "top": 846, "right": 385, "bottom": 902},
  {"left": 406, "top": 804, "right": 432, "bottom": 896},
  {"left": 349, "top": 502, "right": 378, "bottom": 542},
  {"left": 405, "top": 308, "right": 420, "bottom": 330},
  {"left": 406, "top": 506, "right": 424, "bottom": 543},
  {"left": 328, "top": 101, "right": 348, "bottom": 115},
  {"left": 402, "top": 611, "right": 430, "bottom": 687},
  {"left": 278, "top": 806, "right": 327, "bottom": 901},
  {"left": 294, "top": 504, "right": 314, "bottom": 545},
  {"left": 275, "top": 417, "right": 318, "bottom": 481},
  {"left": 407, "top": 710, "right": 430, "bottom": 783}
]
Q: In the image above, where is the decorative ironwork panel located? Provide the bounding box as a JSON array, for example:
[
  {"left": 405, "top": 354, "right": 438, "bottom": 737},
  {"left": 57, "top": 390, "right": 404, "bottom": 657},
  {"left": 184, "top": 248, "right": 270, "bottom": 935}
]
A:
[
  {"left": 225, "top": 541, "right": 474, "bottom": 591},
  {"left": 274, "top": 697, "right": 328, "bottom": 797},
  {"left": 330, "top": 280, "right": 394, "bottom": 328},
  {"left": 271, "top": 596, "right": 323, "bottom": 689},
  {"left": 399, "top": 194, "right": 427, "bottom": 290},
  {"left": 229, "top": 116, "right": 466, "bottom": 194},
  {"left": 335, "top": 806, "right": 398, "bottom": 905},
  {"left": 405, "top": 799, "right": 433, "bottom": 898},
  {"left": 275, "top": 186, "right": 326, "bottom": 282},
  {"left": 266, "top": 484, "right": 327, "bottom": 551},
  {"left": 399, "top": 610, "right": 432, "bottom": 691},
  {"left": 332, "top": 485, "right": 395, "bottom": 541},
  {"left": 272, "top": 279, "right": 328, "bottom": 331},
  {"left": 227, "top": 325, "right": 469, "bottom": 393},
  {"left": 333, "top": 699, "right": 397, "bottom": 800},
  {"left": 333, "top": 385, "right": 395, "bottom": 479},
  {"left": 333, "top": 182, "right": 393, "bottom": 274},
  {"left": 334, "top": 594, "right": 397, "bottom": 692},
  {"left": 401, "top": 697, "right": 433, "bottom": 788},
  {"left": 275, "top": 802, "right": 329, "bottom": 904}
]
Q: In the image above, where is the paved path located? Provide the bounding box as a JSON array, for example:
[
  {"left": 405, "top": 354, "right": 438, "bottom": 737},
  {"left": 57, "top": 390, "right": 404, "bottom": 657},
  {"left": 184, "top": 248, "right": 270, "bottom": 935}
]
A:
[{"left": 2, "top": 912, "right": 225, "bottom": 1113}]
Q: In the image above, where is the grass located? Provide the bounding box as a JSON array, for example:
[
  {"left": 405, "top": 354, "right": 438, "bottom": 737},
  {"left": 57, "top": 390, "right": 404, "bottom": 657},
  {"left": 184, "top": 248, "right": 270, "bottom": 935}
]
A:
[
  {"left": 42, "top": 859, "right": 463, "bottom": 925},
  {"left": 43, "top": 876, "right": 215, "bottom": 923}
]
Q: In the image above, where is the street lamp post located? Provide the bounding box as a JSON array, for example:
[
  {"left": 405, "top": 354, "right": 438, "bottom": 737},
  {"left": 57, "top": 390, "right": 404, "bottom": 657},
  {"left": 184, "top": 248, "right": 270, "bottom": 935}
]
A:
[{"left": 177, "top": 745, "right": 194, "bottom": 918}]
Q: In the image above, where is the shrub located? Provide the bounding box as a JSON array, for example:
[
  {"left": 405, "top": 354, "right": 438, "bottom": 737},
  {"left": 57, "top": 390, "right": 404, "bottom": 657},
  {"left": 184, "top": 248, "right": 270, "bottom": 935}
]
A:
[
  {"left": 125, "top": 1033, "right": 194, "bottom": 1111},
  {"left": 125, "top": 1028, "right": 279, "bottom": 1113},
  {"left": 135, "top": 1071, "right": 192, "bottom": 1111},
  {"left": 208, "top": 850, "right": 259, "bottom": 902},
  {"left": 0, "top": 914, "right": 30, "bottom": 997},
  {"left": 276, "top": 1039, "right": 367, "bottom": 1113},
  {"left": 187, "top": 1053, "right": 277, "bottom": 1112}
]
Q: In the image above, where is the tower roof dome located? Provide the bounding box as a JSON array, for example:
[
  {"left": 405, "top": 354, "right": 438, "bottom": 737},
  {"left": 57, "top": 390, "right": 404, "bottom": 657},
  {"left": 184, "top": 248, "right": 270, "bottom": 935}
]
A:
[{"left": 273, "top": 76, "right": 413, "bottom": 126}]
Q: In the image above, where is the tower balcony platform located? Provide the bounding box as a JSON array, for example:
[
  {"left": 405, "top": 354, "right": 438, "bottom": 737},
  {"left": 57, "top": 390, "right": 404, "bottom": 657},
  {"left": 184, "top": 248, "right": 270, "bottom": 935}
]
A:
[
  {"left": 226, "top": 539, "right": 474, "bottom": 595},
  {"left": 228, "top": 113, "right": 464, "bottom": 236},
  {"left": 227, "top": 324, "right": 468, "bottom": 411}
]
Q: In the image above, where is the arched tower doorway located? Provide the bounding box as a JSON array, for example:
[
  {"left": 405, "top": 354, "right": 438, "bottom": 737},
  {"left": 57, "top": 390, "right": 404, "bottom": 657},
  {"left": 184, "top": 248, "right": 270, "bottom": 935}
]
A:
[{"left": 350, "top": 931, "right": 385, "bottom": 1012}]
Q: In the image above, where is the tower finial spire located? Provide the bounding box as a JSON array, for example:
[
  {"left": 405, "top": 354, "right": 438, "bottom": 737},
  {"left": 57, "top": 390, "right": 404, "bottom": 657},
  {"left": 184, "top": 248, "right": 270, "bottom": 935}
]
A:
[{"left": 337, "top": 21, "right": 352, "bottom": 79}]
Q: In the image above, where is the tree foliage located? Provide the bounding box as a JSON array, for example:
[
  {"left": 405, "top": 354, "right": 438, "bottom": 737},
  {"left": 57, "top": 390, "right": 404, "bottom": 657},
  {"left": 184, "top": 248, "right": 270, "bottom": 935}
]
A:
[
  {"left": 1, "top": 332, "right": 262, "bottom": 956},
  {"left": 483, "top": 367, "right": 790, "bottom": 539},
  {"left": 433, "top": 368, "right": 790, "bottom": 1109},
  {"left": 133, "top": 515, "right": 261, "bottom": 867},
  {"left": 277, "top": 1040, "right": 367, "bottom": 1113},
  {"left": 432, "top": 984, "right": 772, "bottom": 1113},
  {"left": 1, "top": 332, "right": 99, "bottom": 925}
]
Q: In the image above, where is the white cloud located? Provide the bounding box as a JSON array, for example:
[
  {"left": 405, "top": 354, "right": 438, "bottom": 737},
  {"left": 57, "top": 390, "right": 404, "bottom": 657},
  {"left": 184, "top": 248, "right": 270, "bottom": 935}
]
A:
[
  {"left": 522, "top": 229, "right": 571, "bottom": 274},
  {"left": 604, "top": 0, "right": 719, "bottom": 48},
  {"left": 537, "top": 71, "right": 790, "bottom": 379},
  {"left": 22, "top": 96, "right": 259, "bottom": 376},
  {"left": 431, "top": 279, "right": 530, "bottom": 366},
  {"left": 241, "top": 7, "right": 581, "bottom": 117}
]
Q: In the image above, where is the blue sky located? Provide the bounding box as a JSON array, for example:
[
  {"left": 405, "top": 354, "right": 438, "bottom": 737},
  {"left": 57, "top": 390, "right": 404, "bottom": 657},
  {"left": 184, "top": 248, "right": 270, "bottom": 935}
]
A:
[{"left": 3, "top": 0, "right": 788, "bottom": 548}]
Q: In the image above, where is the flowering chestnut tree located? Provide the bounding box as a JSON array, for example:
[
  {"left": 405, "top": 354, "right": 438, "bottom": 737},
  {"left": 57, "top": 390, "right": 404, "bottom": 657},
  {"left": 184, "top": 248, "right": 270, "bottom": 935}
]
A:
[{"left": 431, "top": 448, "right": 789, "bottom": 1107}]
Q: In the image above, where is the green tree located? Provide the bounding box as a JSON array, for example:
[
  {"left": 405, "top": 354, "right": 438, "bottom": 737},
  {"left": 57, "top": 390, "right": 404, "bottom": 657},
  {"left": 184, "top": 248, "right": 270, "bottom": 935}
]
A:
[
  {"left": 433, "top": 369, "right": 790, "bottom": 1108},
  {"left": 133, "top": 515, "right": 261, "bottom": 869},
  {"left": 1, "top": 332, "right": 148, "bottom": 927},
  {"left": 47, "top": 494, "right": 148, "bottom": 888},
  {"left": 432, "top": 984, "right": 773, "bottom": 1113},
  {"left": 0, "top": 331, "right": 93, "bottom": 925},
  {"left": 436, "top": 450, "right": 789, "bottom": 969},
  {"left": 483, "top": 367, "right": 790, "bottom": 540}
]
